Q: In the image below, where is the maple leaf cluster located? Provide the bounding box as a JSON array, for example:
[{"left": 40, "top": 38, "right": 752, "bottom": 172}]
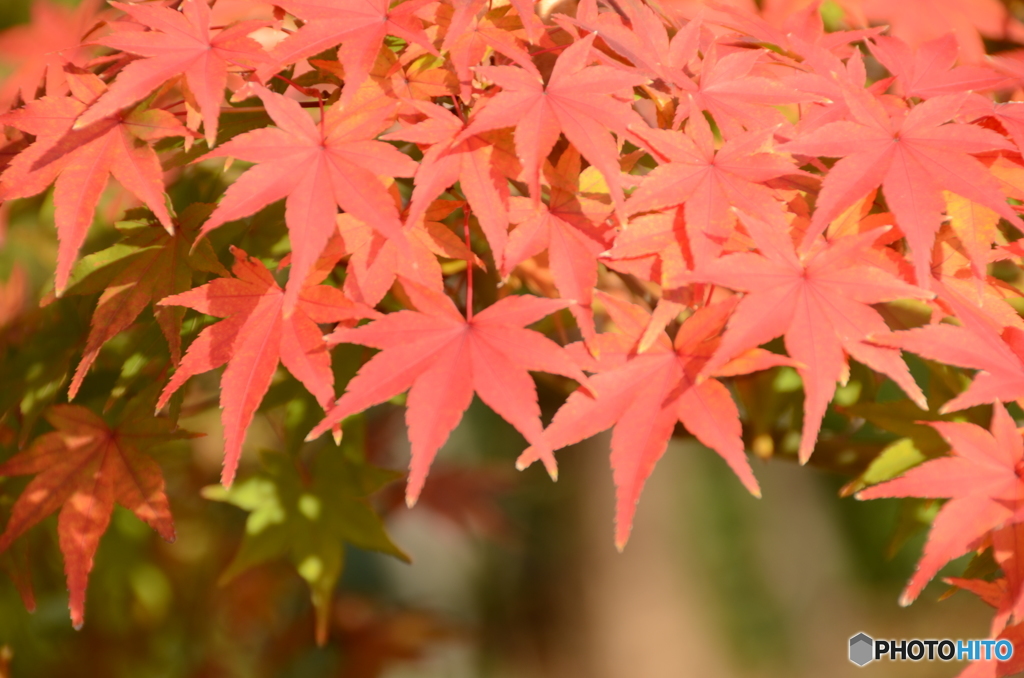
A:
[{"left": 2, "top": 0, "right": 1024, "bottom": 667}]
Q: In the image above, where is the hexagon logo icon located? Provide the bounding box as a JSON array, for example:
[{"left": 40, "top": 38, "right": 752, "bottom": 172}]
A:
[{"left": 850, "top": 633, "right": 874, "bottom": 666}]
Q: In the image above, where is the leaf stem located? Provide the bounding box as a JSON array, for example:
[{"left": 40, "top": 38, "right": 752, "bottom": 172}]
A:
[
  {"left": 176, "top": 103, "right": 325, "bottom": 116},
  {"left": 464, "top": 208, "right": 473, "bottom": 321},
  {"left": 704, "top": 283, "right": 716, "bottom": 308},
  {"left": 450, "top": 95, "right": 464, "bottom": 123},
  {"left": 318, "top": 91, "right": 325, "bottom": 138},
  {"left": 272, "top": 73, "right": 319, "bottom": 98},
  {"left": 529, "top": 44, "right": 569, "bottom": 58}
]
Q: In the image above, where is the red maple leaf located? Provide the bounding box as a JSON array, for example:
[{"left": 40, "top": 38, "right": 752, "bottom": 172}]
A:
[
  {"left": 946, "top": 575, "right": 1016, "bottom": 636},
  {"left": 867, "top": 34, "right": 1011, "bottom": 100},
  {"left": 672, "top": 43, "right": 815, "bottom": 137},
  {"left": 517, "top": 292, "right": 793, "bottom": 549},
  {"left": 503, "top": 146, "right": 614, "bottom": 340},
  {"left": 566, "top": 0, "right": 700, "bottom": 85},
  {"left": 439, "top": 2, "right": 534, "bottom": 101},
  {"left": 963, "top": 96, "right": 1024, "bottom": 158},
  {"left": 338, "top": 198, "right": 482, "bottom": 307},
  {"left": 156, "top": 246, "right": 376, "bottom": 486},
  {"left": 197, "top": 84, "right": 417, "bottom": 312},
  {"left": 871, "top": 281, "right": 1024, "bottom": 413},
  {"left": 858, "top": 402, "right": 1024, "bottom": 606},
  {"left": 712, "top": 0, "right": 882, "bottom": 64},
  {"left": 600, "top": 209, "right": 693, "bottom": 291},
  {"left": 570, "top": 2, "right": 792, "bottom": 121},
  {"left": 360, "top": 48, "right": 458, "bottom": 112},
  {"left": 947, "top": 524, "right": 1024, "bottom": 672},
  {"left": 689, "top": 211, "right": 931, "bottom": 464},
  {"left": 257, "top": 0, "right": 437, "bottom": 98},
  {"left": 0, "top": 69, "right": 188, "bottom": 294},
  {"left": 382, "top": 100, "right": 515, "bottom": 270},
  {"left": 856, "top": 0, "right": 1024, "bottom": 64},
  {"left": 781, "top": 89, "right": 1022, "bottom": 286},
  {"left": 0, "top": 402, "right": 187, "bottom": 628},
  {"left": 989, "top": 523, "right": 1024, "bottom": 633},
  {"left": 458, "top": 33, "right": 646, "bottom": 217},
  {"left": 76, "top": 0, "right": 270, "bottom": 145},
  {"left": 0, "top": 0, "right": 101, "bottom": 110},
  {"left": 627, "top": 111, "right": 803, "bottom": 265},
  {"left": 306, "top": 279, "right": 591, "bottom": 506}
]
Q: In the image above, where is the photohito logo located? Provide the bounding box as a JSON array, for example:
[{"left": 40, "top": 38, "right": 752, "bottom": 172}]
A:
[{"left": 848, "top": 632, "right": 1014, "bottom": 666}]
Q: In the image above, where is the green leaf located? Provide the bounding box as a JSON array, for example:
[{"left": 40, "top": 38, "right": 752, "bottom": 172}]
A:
[
  {"left": 842, "top": 437, "right": 928, "bottom": 496},
  {"left": 52, "top": 203, "right": 231, "bottom": 400},
  {"left": 202, "top": 440, "right": 406, "bottom": 644},
  {"left": 58, "top": 203, "right": 226, "bottom": 299},
  {"left": 887, "top": 498, "right": 940, "bottom": 560},
  {"left": 113, "top": 385, "right": 201, "bottom": 450},
  {"left": 0, "top": 297, "right": 88, "bottom": 444},
  {"left": 842, "top": 399, "right": 948, "bottom": 448}
]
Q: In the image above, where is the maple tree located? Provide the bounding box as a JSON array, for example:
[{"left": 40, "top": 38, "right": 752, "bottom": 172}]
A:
[{"left": 5, "top": 0, "right": 1024, "bottom": 674}]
